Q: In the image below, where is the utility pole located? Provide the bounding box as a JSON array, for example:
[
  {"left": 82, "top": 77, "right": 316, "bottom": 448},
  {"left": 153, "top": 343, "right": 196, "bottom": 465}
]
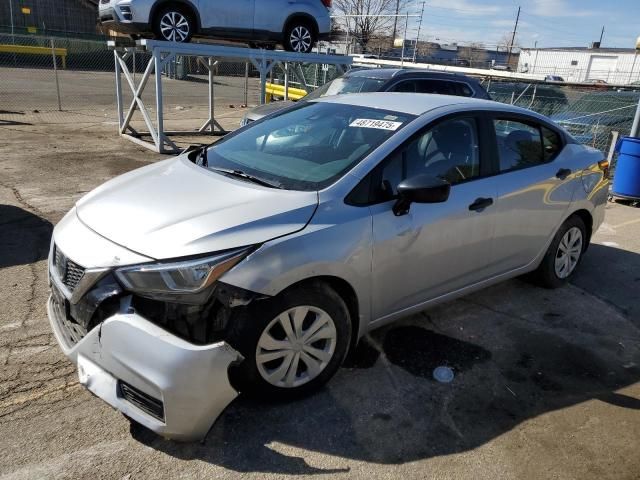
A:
[
  {"left": 391, "top": 0, "right": 401, "bottom": 47},
  {"left": 412, "top": 1, "right": 425, "bottom": 63},
  {"left": 599, "top": 26, "right": 605, "bottom": 46},
  {"left": 506, "top": 6, "right": 520, "bottom": 67}
]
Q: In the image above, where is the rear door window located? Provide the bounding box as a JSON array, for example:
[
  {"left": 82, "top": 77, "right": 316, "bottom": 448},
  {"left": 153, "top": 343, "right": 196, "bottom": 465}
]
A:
[
  {"left": 542, "top": 126, "right": 562, "bottom": 161},
  {"left": 494, "top": 119, "right": 546, "bottom": 172}
]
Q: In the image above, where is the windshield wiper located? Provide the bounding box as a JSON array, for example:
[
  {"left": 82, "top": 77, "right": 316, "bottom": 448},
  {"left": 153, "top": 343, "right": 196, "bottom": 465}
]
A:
[{"left": 210, "top": 167, "right": 283, "bottom": 189}]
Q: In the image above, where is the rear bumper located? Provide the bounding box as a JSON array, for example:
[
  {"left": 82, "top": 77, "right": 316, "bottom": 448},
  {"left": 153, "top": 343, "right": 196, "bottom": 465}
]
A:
[{"left": 48, "top": 297, "right": 242, "bottom": 441}]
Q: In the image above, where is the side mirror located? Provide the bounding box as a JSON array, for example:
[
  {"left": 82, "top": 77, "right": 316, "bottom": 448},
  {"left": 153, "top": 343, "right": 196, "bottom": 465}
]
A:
[{"left": 392, "top": 174, "right": 451, "bottom": 216}]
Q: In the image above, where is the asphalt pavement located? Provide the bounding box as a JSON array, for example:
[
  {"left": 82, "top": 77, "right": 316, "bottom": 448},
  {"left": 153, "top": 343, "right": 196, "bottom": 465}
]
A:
[{"left": 1, "top": 111, "right": 639, "bottom": 480}]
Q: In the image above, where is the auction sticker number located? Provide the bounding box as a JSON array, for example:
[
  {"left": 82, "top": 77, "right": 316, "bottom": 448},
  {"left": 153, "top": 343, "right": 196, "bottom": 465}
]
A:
[{"left": 349, "top": 119, "right": 402, "bottom": 131}]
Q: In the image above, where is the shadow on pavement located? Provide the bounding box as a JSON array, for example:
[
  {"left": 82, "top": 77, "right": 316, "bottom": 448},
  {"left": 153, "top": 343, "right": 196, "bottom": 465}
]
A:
[
  {"left": 0, "top": 205, "right": 52, "bottom": 268},
  {"left": 131, "top": 245, "right": 640, "bottom": 475},
  {"left": 572, "top": 243, "right": 640, "bottom": 326}
]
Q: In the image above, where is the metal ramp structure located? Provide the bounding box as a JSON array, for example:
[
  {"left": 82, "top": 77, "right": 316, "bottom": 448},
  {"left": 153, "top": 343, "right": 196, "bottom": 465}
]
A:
[{"left": 109, "top": 39, "right": 353, "bottom": 153}]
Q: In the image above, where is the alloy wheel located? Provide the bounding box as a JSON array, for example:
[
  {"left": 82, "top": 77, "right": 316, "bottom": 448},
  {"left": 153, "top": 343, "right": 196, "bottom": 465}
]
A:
[
  {"left": 289, "top": 26, "right": 312, "bottom": 52},
  {"left": 554, "top": 226, "right": 583, "bottom": 278},
  {"left": 160, "top": 11, "right": 190, "bottom": 42},
  {"left": 256, "top": 305, "right": 337, "bottom": 388}
]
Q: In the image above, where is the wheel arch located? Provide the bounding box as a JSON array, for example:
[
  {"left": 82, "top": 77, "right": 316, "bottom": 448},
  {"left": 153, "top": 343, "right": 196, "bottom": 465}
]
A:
[
  {"left": 283, "top": 13, "right": 319, "bottom": 37},
  {"left": 568, "top": 208, "right": 594, "bottom": 250},
  {"left": 150, "top": 0, "right": 201, "bottom": 32},
  {"left": 279, "top": 276, "right": 362, "bottom": 353}
]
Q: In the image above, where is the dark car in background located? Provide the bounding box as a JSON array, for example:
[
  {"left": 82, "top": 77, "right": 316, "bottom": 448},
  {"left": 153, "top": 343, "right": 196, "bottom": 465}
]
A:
[
  {"left": 486, "top": 81, "right": 569, "bottom": 117},
  {"left": 241, "top": 68, "right": 491, "bottom": 125},
  {"left": 551, "top": 91, "right": 640, "bottom": 151}
]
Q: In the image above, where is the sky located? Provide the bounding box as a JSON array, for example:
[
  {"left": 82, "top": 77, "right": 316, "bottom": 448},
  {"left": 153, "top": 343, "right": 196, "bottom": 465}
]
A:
[{"left": 402, "top": 0, "right": 640, "bottom": 49}]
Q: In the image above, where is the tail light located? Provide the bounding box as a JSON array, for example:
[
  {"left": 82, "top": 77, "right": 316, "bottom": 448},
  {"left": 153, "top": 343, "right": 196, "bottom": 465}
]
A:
[
  {"left": 321, "top": 0, "right": 332, "bottom": 7},
  {"left": 598, "top": 159, "right": 610, "bottom": 177}
]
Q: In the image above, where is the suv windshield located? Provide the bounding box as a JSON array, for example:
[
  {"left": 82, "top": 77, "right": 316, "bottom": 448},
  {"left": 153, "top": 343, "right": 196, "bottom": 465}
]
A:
[
  {"left": 304, "top": 75, "right": 387, "bottom": 100},
  {"left": 206, "top": 102, "right": 415, "bottom": 191}
]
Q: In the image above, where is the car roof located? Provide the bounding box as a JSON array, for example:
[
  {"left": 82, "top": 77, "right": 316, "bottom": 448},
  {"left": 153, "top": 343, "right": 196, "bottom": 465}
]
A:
[
  {"left": 313, "top": 92, "right": 511, "bottom": 116},
  {"left": 346, "top": 68, "right": 477, "bottom": 82}
]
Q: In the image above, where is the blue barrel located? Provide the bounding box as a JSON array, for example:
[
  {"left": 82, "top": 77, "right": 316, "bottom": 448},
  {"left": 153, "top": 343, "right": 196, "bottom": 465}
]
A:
[{"left": 613, "top": 136, "right": 640, "bottom": 200}]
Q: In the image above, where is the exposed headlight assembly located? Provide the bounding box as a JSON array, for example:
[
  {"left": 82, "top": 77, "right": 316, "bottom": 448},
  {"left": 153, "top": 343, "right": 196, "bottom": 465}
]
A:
[{"left": 115, "top": 247, "right": 252, "bottom": 304}]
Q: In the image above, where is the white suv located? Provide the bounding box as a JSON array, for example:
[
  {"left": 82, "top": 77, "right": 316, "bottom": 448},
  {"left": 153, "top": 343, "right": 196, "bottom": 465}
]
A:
[{"left": 98, "top": 0, "right": 332, "bottom": 52}]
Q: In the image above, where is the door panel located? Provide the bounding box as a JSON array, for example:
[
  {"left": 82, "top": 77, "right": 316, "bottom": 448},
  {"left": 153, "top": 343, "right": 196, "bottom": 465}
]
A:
[
  {"left": 491, "top": 155, "right": 579, "bottom": 273},
  {"left": 200, "top": 0, "right": 254, "bottom": 33},
  {"left": 489, "top": 117, "right": 580, "bottom": 273},
  {"left": 371, "top": 178, "right": 500, "bottom": 320}
]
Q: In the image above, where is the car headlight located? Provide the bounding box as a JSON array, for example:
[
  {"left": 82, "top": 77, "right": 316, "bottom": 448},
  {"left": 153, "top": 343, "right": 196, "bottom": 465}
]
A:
[{"left": 115, "top": 247, "right": 252, "bottom": 303}]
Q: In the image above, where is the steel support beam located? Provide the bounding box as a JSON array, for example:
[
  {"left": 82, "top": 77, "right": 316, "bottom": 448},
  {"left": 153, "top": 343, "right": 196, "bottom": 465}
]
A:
[{"left": 109, "top": 40, "right": 353, "bottom": 154}]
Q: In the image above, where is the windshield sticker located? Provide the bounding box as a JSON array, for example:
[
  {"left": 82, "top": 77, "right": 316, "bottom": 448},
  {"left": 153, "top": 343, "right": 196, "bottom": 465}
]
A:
[{"left": 349, "top": 119, "right": 403, "bottom": 131}]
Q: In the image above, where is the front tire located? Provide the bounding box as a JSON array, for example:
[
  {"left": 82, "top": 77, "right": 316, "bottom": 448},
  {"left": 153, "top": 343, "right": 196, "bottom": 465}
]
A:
[
  {"left": 153, "top": 6, "right": 194, "bottom": 43},
  {"left": 228, "top": 283, "right": 351, "bottom": 397},
  {"left": 283, "top": 21, "right": 316, "bottom": 53},
  {"left": 534, "top": 216, "right": 587, "bottom": 288}
]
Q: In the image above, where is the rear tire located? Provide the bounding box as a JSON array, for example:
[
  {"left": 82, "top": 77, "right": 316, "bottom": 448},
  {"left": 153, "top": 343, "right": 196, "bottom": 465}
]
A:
[
  {"left": 153, "top": 6, "right": 194, "bottom": 43},
  {"left": 283, "top": 21, "right": 316, "bottom": 53},
  {"left": 227, "top": 282, "right": 351, "bottom": 398},
  {"left": 533, "top": 216, "right": 587, "bottom": 289}
]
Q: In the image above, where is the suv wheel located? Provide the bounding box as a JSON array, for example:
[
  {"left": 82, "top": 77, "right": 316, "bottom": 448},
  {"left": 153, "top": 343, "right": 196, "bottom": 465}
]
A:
[
  {"left": 284, "top": 21, "right": 316, "bottom": 53},
  {"left": 153, "top": 6, "right": 194, "bottom": 43},
  {"left": 228, "top": 283, "right": 351, "bottom": 397},
  {"left": 534, "top": 215, "right": 587, "bottom": 288}
]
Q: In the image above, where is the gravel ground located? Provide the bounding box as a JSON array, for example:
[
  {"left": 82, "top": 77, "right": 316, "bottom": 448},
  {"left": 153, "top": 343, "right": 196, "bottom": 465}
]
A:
[{"left": 1, "top": 109, "right": 639, "bottom": 480}]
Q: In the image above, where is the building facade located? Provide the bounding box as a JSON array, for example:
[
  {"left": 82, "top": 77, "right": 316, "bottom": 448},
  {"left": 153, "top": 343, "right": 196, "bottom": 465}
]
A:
[{"left": 518, "top": 47, "right": 640, "bottom": 85}]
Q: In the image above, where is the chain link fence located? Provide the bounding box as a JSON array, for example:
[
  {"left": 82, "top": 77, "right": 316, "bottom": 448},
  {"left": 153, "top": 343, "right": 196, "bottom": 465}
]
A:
[
  {"left": 486, "top": 80, "right": 640, "bottom": 154},
  {"left": 1, "top": 33, "right": 639, "bottom": 158}
]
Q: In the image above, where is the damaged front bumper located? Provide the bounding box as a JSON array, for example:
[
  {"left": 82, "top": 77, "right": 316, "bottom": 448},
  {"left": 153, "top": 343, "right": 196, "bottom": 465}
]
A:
[
  {"left": 48, "top": 297, "right": 242, "bottom": 441},
  {"left": 46, "top": 210, "right": 245, "bottom": 441}
]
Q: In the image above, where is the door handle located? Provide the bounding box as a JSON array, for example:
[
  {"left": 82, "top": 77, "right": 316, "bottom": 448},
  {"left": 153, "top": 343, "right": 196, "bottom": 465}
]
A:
[
  {"left": 469, "top": 197, "right": 493, "bottom": 212},
  {"left": 556, "top": 168, "right": 572, "bottom": 180}
]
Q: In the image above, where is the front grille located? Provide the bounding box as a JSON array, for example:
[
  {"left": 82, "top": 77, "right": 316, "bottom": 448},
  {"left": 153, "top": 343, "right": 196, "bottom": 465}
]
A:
[
  {"left": 118, "top": 381, "right": 165, "bottom": 422},
  {"left": 49, "top": 292, "right": 88, "bottom": 348},
  {"left": 54, "top": 246, "right": 86, "bottom": 292},
  {"left": 100, "top": 0, "right": 110, "bottom": 4}
]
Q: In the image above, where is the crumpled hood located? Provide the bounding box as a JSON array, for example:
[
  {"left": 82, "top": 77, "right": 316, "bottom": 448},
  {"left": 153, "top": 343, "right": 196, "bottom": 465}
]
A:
[{"left": 76, "top": 156, "right": 318, "bottom": 260}]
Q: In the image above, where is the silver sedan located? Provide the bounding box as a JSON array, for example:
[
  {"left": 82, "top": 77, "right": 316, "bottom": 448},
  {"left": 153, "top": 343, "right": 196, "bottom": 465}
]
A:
[{"left": 47, "top": 93, "right": 609, "bottom": 441}]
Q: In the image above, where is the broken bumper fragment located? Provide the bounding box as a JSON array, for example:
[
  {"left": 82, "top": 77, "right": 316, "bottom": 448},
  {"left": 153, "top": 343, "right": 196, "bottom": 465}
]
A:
[{"left": 48, "top": 299, "right": 242, "bottom": 441}]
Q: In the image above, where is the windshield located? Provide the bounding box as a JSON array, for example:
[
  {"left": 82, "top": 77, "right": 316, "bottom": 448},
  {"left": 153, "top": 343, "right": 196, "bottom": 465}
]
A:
[
  {"left": 304, "top": 75, "right": 387, "bottom": 101},
  {"left": 206, "top": 102, "right": 415, "bottom": 191}
]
